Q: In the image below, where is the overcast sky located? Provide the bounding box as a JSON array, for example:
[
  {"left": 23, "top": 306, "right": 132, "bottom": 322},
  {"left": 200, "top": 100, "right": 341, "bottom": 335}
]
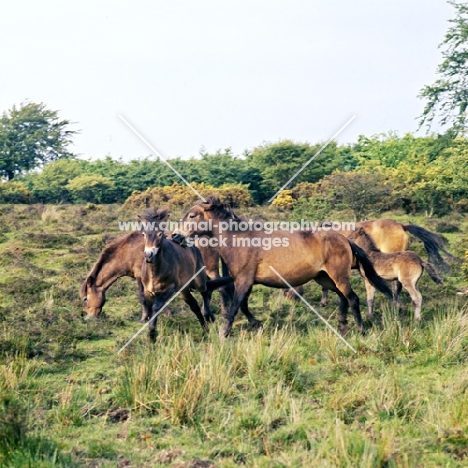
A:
[{"left": 0, "top": 0, "right": 454, "bottom": 161}]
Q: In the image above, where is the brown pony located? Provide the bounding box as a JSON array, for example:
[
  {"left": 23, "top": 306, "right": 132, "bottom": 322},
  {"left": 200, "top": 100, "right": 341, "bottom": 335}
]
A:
[
  {"left": 140, "top": 208, "right": 234, "bottom": 341},
  {"left": 80, "top": 231, "right": 232, "bottom": 321},
  {"left": 320, "top": 218, "right": 452, "bottom": 306},
  {"left": 354, "top": 219, "right": 452, "bottom": 269},
  {"left": 172, "top": 196, "right": 392, "bottom": 337},
  {"left": 349, "top": 227, "right": 443, "bottom": 320}
]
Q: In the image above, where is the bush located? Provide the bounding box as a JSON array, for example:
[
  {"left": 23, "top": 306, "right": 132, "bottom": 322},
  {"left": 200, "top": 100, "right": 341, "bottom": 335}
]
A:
[
  {"left": 291, "top": 171, "right": 393, "bottom": 220},
  {"left": 271, "top": 190, "right": 294, "bottom": 209},
  {"left": 123, "top": 182, "right": 254, "bottom": 210},
  {"left": 66, "top": 175, "right": 114, "bottom": 203},
  {"left": 0, "top": 182, "right": 30, "bottom": 204}
]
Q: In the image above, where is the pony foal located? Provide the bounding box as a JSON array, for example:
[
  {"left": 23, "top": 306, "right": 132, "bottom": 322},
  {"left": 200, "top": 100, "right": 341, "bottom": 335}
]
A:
[{"left": 349, "top": 227, "right": 443, "bottom": 320}]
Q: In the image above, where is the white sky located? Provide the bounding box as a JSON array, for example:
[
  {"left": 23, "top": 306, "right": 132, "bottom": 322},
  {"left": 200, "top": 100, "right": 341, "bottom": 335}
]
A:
[{"left": 0, "top": 0, "right": 453, "bottom": 161}]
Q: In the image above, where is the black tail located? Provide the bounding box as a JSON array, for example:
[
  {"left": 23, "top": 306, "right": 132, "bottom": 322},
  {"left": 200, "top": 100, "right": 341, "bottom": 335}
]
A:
[
  {"left": 348, "top": 240, "right": 393, "bottom": 299},
  {"left": 206, "top": 276, "right": 234, "bottom": 291},
  {"left": 403, "top": 224, "right": 454, "bottom": 272},
  {"left": 422, "top": 262, "right": 444, "bottom": 285}
]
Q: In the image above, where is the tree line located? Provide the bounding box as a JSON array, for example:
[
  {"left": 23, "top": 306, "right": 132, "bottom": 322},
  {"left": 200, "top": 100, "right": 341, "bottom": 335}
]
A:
[{"left": 1, "top": 129, "right": 468, "bottom": 218}]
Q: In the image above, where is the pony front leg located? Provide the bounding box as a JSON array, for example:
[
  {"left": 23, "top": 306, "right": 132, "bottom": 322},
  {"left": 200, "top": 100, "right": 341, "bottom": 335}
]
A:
[
  {"left": 393, "top": 280, "right": 403, "bottom": 312},
  {"left": 148, "top": 289, "right": 175, "bottom": 342},
  {"left": 137, "top": 279, "right": 149, "bottom": 323}
]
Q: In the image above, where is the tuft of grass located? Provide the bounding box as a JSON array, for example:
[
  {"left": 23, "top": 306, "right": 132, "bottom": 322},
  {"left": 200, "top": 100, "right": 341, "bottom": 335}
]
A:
[{"left": 40, "top": 205, "right": 61, "bottom": 223}]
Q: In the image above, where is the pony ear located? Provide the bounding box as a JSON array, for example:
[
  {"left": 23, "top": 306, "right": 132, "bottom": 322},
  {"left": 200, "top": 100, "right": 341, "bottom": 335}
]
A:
[
  {"left": 202, "top": 200, "right": 224, "bottom": 211},
  {"left": 157, "top": 207, "right": 170, "bottom": 221}
]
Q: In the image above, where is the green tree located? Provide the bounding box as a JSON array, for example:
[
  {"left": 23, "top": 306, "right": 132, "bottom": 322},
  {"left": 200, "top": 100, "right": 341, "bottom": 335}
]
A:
[
  {"left": 0, "top": 102, "right": 77, "bottom": 180},
  {"left": 66, "top": 174, "right": 114, "bottom": 204},
  {"left": 419, "top": 1, "right": 468, "bottom": 134},
  {"left": 246, "top": 140, "right": 357, "bottom": 203},
  {"left": 27, "top": 159, "right": 88, "bottom": 203}
]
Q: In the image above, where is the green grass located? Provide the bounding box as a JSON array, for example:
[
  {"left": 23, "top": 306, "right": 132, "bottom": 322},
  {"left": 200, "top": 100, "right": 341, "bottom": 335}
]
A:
[{"left": 0, "top": 203, "right": 467, "bottom": 467}]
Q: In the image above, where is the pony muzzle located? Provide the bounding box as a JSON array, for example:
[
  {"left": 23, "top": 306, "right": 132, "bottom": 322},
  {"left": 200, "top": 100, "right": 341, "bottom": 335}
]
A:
[
  {"left": 171, "top": 231, "right": 187, "bottom": 244},
  {"left": 144, "top": 247, "right": 159, "bottom": 263}
]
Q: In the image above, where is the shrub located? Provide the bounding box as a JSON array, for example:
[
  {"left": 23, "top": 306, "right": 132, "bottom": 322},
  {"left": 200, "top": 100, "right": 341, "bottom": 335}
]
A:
[
  {"left": 271, "top": 190, "right": 294, "bottom": 209},
  {"left": 0, "top": 182, "right": 30, "bottom": 204},
  {"left": 66, "top": 175, "right": 114, "bottom": 203},
  {"left": 123, "top": 182, "right": 254, "bottom": 210},
  {"left": 291, "top": 171, "right": 393, "bottom": 220}
]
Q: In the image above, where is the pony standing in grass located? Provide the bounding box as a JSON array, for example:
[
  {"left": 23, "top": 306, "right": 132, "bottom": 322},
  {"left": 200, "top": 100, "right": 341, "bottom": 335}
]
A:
[{"left": 349, "top": 227, "right": 443, "bottom": 320}]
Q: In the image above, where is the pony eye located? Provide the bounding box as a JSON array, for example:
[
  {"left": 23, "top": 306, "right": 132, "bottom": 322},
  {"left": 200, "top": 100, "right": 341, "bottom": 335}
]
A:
[{"left": 189, "top": 213, "right": 196, "bottom": 219}]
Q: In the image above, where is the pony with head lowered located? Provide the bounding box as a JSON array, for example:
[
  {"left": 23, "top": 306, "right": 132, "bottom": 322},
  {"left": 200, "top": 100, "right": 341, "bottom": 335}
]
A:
[{"left": 80, "top": 209, "right": 233, "bottom": 328}]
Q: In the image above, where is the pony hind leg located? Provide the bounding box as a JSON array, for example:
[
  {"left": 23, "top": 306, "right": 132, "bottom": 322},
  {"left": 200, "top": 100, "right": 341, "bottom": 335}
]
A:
[
  {"left": 240, "top": 287, "right": 262, "bottom": 329},
  {"left": 201, "top": 291, "right": 216, "bottom": 323},
  {"left": 180, "top": 290, "right": 208, "bottom": 331},
  {"left": 223, "top": 279, "right": 255, "bottom": 338},
  {"left": 320, "top": 287, "right": 329, "bottom": 307},
  {"left": 401, "top": 277, "right": 423, "bottom": 321},
  {"left": 335, "top": 280, "right": 363, "bottom": 335},
  {"left": 313, "top": 274, "right": 355, "bottom": 335}
]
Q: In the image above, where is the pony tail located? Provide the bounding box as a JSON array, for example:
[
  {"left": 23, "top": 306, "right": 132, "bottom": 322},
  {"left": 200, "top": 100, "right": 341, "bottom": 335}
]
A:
[
  {"left": 403, "top": 224, "right": 454, "bottom": 272},
  {"left": 422, "top": 262, "right": 444, "bottom": 285}
]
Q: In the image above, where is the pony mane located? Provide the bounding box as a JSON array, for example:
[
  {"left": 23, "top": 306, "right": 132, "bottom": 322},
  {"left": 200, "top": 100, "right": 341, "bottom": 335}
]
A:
[
  {"left": 198, "top": 195, "right": 241, "bottom": 220},
  {"left": 139, "top": 207, "right": 170, "bottom": 223},
  {"left": 349, "top": 228, "right": 380, "bottom": 252}
]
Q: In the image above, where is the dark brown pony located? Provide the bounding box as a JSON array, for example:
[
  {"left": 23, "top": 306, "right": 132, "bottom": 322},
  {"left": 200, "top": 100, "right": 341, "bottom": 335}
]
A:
[
  {"left": 172, "top": 196, "right": 392, "bottom": 337},
  {"left": 140, "top": 208, "right": 233, "bottom": 341},
  {"left": 349, "top": 227, "right": 443, "bottom": 320},
  {"left": 80, "top": 232, "right": 232, "bottom": 321}
]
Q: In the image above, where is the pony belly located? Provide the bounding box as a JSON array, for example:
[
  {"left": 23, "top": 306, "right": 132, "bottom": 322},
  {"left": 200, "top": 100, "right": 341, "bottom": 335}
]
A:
[{"left": 255, "top": 262, "right": 314, "bottom": 288}]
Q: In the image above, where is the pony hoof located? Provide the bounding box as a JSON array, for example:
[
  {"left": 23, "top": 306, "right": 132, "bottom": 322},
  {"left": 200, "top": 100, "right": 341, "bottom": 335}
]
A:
[
  {"left": 220, "top": 326, "right": 232, "bottom": 338},
  {"left": 205, "top": 314, "right": 216, "bottom": 324},
  {"left": 139, "top": 318, "right": 147, "bottom": 324},
  {"left": 366, "top": 314, "right": 374, "bottom": 320},
  {"left": 250, "top": 320, "right": 263, "bottom": 330}
]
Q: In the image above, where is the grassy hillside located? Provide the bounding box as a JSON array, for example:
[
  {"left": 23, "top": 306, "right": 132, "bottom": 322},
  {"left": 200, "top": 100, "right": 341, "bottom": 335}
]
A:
[{"left": 0, "top": 204, "right": 467, "bottom": 467}]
